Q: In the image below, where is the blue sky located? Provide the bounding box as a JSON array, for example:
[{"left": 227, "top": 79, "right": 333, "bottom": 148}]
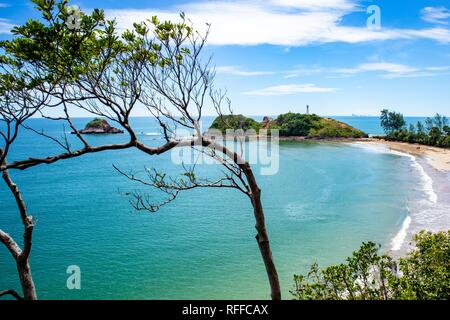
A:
[{"left": 1, "top": 0, "right": 450, "bottom": 116}]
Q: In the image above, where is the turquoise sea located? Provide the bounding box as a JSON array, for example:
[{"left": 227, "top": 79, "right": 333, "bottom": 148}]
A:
[{"left": 0, "top": 116, "right": 434, "bottom": 299}]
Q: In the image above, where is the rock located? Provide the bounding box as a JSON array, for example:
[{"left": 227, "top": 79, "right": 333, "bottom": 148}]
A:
[
  {"left": 261, "top": 116, "right": 274, "bottom": 129},
  {"left": 72, "top": 118, "right": 124, "bottom": 134}
]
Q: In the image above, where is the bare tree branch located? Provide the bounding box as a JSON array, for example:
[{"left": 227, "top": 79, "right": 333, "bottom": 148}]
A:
[{"left": 0, "top": 289, "right": 24, "bottom": 300}]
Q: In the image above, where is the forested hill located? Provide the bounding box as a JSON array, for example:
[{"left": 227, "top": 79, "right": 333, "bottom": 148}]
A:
[{"left": 209, "top": 113, "right": 368, "bottom": 139}]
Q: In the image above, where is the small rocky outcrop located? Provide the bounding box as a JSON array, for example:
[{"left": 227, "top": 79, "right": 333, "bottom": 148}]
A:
[
  {"left": 73, "top": 118, "right": 124, "bottom": 134},
  {"left": 261, "top": 116, "right": 274, "bottom": 129}
]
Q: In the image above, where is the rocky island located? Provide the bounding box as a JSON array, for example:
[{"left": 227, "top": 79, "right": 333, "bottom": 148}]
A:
[
  {"left": 73, "top": 118, "right": 124, "bottom": 134},
  {"left": 209, "top": 113, "right": 368, "bottom": 139}
]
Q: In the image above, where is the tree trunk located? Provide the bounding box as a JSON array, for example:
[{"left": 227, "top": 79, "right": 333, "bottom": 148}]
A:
[
  {"left": 242, "top": 163, "right": 282, "bottom": 300},
  {"left": 0, "top": 154, "right": 38, "bottom": 300},
  {"left": 200, "top": 139, "right": 282, "bottom": 300},
  {"left": 17, "top": 258, "right": 37, "bottom": 300}
]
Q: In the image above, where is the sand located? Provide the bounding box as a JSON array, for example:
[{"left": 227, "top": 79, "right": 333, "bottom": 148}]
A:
[{"left": 355, "top": 138, "right": 450, "bottom": 172}]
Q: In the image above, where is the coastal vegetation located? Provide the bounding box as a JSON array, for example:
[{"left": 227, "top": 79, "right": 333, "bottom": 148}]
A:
[
  {"left": 210, "top": 113, "right": 368, "bottom": 138},
  {"left": 0, "top": 0, "right": 280, "bottom": 299},
  {"left": 0, "top": 0, "right": 446, "bottom": 303},
  {"left": 272, "top": 113, "right": 367, "bottom": 138},
  {"left": 210, "top": 114, "right": 261, "bottom": 133},
  {"left": 292, "top": 231, "right": 450, "bottom": 300},
  {"left": 85, "top": 118, "right": 108, "bottom": 128},
  {"left": 379, "top": 109, "right": 450, "bottom": 148},
  {"left": 74, "top": 118, "right": 124, "bottom": 134}
]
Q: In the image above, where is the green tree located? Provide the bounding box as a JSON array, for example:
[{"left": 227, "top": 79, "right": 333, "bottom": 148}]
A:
[
  {"left": 378, "top": 111, "right": 448, "bottom": 148},
  {"left": 431, "top": 114, "right": 448, "bottom": 134},
  {"left": 395, "top": 231, "right": 450, "bottom": 300},
  {"left": 292, "top": 231, "right": 450, "bottom": 300},
  {"left": 380, "top": 109, "right": 406, "bottom": 135},
  {"left": 417, "top": 121, "right": 425, "bottom": 135},
  {"left": 443, "top": 125, "right": 450, "bottom": 135},
  {"left": 425, "top": 117, "right": 434, "bottom": 133},
  {"left": 429, "top": 127, "right": 442, "bottom": 146},
  {"left": 1, "top": 0, "right": 282, "bottom": 300}
]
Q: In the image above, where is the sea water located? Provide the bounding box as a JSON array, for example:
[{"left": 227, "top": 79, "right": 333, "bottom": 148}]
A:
[{"left": 0, "top": 116, "right": 442, "bottom": 299}]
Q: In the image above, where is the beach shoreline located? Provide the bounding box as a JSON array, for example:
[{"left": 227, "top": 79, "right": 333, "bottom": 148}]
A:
[
  {"left": 206, "top": 134, "right": 450, "bottom": 172},
  {"left": 282, "top": 136, "right": 450, "bottom": 172},
  {"left": 355, "top": 138, "right": 450, "bottom": 172},
  {"left": 349, "top": 138, "right": 450, "bottom": 256}
]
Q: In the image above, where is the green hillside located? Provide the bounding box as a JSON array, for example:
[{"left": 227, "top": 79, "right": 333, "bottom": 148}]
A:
[{"left": 209, "top": 113, "right": 368, "bottom": 139}]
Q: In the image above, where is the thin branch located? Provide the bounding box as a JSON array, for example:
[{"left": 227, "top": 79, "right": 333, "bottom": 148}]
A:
[
  {"left": 0, "top": 289, "right": 24, "bottom": 300},
  {"left": 2, "top": 166, "right": 33, "bottom": 260},
  {"left": 0, "top": 230, "right": 21, "bottom": 260}
]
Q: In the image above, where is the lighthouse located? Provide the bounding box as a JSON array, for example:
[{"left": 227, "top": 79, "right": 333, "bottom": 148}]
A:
[{"left": 306, "top": 105, "right": 310, "bottom": 115}]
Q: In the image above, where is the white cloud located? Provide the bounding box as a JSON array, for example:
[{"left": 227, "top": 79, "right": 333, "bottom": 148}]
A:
[
  {"left": 421, "top": 6, "right": 450, "bottom": 25},
  {"left": 283, "top": 62, "right": 450, "bottom": 79},
  {"left": 381, "top": 72, "right": 437, "bottom": 79},
  {"left": 215, "top": 66, "right": 274, "bottom": 76},
  {"left": 425, "top": 66, "right": 450, "bottom": 72},
  {"left": 243, "top": 84, "right": 338, "bottom": 96},
  {"left": 336, "top": 62, "right": 419, "bottom": 75},
  {"left": 0, "top": 18, "right": 14, "bottom": 34},
  {"left": 284, "top": 65, "right": 330, "bottom": 78},
  {"left": 105, "top": 0, "right": 450, "bottom": 46},
  {"left": 337, "top": 62, "right": 450, "bottom": 78},
  {"left": 268, "top": 0, "right": 358, "bottom": 11}
]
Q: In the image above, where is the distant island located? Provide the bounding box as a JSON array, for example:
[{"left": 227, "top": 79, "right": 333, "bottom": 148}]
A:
[
  {"left": 73, "top": 118, "right": 124, "bottom": 134},
  {"left": 209, "top": 113, "right": 368, "bottom": 139}
]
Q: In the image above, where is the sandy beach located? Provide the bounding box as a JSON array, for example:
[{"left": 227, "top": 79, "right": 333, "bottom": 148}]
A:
[
  {"left": 354, "top": 138, "right": 450, "bottom": 172},
  {"left": 350, "top": 138, "right": 450, "bottom": 255}
]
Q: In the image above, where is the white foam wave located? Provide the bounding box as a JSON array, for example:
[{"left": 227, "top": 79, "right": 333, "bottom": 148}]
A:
[
  {"left": 391, "top": 215, "right": 412, "bottom": 251},
  {"left": 350, "top": 142, "right": 439, "bottom": 252},
  {"left": 410, "top": 159, "right": 438, "bottom": 204},
  {"left": 140, "top": 132, "right": 160, "bottom": 136},
  {"left": 349, "top": 142, "right": 390, "bottom": 154},
  {"left": 389, "top": 150, "right": 438, "bottom": 251},
  {"left": 352, "top": 144, "right": 438, "bottom": 204}
]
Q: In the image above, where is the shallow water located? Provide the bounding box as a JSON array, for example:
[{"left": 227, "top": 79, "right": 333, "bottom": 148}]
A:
[{"left": 0, "top": 117, "right": 436, "bottom": 299}]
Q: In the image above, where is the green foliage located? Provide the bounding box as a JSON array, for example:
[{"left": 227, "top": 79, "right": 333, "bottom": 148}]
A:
[
  {"left": 380, "top": 110, "right": 450, "bottom": 148},
  {"left": 395, "top": 231, "right": 450, "bottom": 300},
  {"left": 85, "top": 118, "right": 107, "bottom": 128},
  {"left": 292, "top": 231, "right": 450, "bottom": 300},
  {"left": 309, "top": 121, "right": 367, "bottom": 138},
  {"left": 1, "top": 0, "right": 111, "bottom": 81},
  {"left": 273, "top": 113, "right": 367, "bottom": 138},
  {"left": 441, "top": 136, "right": 450, "bottom": 148},
  {"left": 209, "top": 113, "right": 367, "bottom": 138},
  {"left": 380, "top": 109, "right": 406, "bottom": 134},
  {"left": 444, "top": 125, "right": 450, "bottom": 135},
  {"left": 210, "top": 115, "right": 261, "bottom": 133},
  {"left": 0, "top": 0, "right": 193, "bottom": 91},
  {"left": 274, "top": 113, "right": 322, "bottom": 136}
]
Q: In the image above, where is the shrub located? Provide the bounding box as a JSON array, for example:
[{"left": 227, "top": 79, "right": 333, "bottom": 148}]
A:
[
  {"left": 379, "top": 110, "right": 449, "bottom": 148},
  {"left": 292, "top": 231, "right": 450, "bottom": 300},
  {"left": 439, "top": 135, "right": 450, "bottom": 148},
  {"left": 210, "top": 114, "right": 261, "bottom": 133},
  {"left": 275, "top": 113, "right": 322, "bottom": 136}
]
